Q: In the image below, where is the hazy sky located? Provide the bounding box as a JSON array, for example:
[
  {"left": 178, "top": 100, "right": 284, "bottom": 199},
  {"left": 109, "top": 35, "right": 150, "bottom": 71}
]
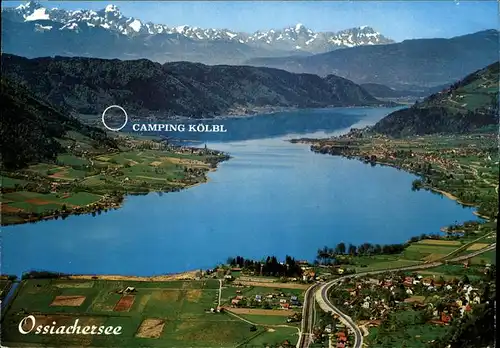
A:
[{"left": 3, "top": 1, "right": 498, "bottom": 41}]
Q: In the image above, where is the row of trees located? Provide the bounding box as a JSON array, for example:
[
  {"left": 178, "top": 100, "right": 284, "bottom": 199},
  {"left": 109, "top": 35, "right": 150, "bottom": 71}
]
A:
[
  {"left": 227, "top": 255, "right": 303, "bottom": 277},
  {"left": 316, "top": 242, "right": 407, "bottom": 265}
]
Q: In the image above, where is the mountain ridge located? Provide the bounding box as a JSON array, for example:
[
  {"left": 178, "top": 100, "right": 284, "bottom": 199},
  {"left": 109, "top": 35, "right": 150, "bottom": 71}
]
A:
[
  {"left": 246, "top": 29, "right": 499, "bottom": 89},
  {"left": 1, "top": 53, "right": 384, "bottom": 119}
]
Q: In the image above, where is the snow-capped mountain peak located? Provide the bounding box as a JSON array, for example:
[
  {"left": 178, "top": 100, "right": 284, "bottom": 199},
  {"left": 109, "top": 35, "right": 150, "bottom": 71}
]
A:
[
  {"left": 295, "top": 23, "right": 305, "bottom": 32},
  {"left": 15, "top": 1, "right": 41, "bottom": 11},
  {"left": 105, "top": 4, "right": 119, "bottom": 13}
]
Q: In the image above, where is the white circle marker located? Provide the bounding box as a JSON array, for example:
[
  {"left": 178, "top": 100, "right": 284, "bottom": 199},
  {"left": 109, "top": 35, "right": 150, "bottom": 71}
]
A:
[{"left": 102, "top": 105, "right": 128, "bottom": 131}]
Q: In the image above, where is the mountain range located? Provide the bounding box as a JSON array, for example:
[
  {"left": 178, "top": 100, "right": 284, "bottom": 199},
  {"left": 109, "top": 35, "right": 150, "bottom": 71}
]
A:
[
  {"left": 372, "top": 61, "right": 499, "bottom": 136},
  {"left": 1, "top": 54, "right": 383, "bottom": 119},
  {"left": 246, "top": 30, "right": 499, "bottom": 89},
  {"left": 1, "top": 1, "right": 393, "bottom": 64}
]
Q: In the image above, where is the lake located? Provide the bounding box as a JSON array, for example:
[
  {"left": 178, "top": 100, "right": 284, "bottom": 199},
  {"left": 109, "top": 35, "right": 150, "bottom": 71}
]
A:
[{"left": 1, "top": 107, "right": 478, "bottom": 276}]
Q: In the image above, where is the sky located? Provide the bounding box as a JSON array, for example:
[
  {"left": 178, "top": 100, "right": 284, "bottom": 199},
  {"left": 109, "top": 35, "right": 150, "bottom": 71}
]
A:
[{"left": 2, "top": 1, "right": 498, "bottom": 41}]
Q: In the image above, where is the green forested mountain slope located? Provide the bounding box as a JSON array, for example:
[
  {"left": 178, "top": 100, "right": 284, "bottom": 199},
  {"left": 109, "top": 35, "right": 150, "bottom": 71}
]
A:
[
  {"left": 372, "top": 62, "right": 499, "bottom": 136},
  {"left": 0, "top": 78, "right": 117, "bottom": 170}
]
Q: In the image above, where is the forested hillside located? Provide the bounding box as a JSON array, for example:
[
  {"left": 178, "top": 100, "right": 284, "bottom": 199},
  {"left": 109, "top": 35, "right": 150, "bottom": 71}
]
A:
[
  {"left": 372, "top": 62, "right": 499, "bottom": 136},
  {"left": 1, "top": 54, "right": 381, "bottom": 119},
  {"left": 0, "top": 78, "right": 117, "bottom": 170}
]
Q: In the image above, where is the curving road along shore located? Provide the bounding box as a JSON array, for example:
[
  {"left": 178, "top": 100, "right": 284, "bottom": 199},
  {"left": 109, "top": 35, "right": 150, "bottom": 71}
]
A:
[{"left": 298, "top": 243, "right": 496, "bottom": 348}]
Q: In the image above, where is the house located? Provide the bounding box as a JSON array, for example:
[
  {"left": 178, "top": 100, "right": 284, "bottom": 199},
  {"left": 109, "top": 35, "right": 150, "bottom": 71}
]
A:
[
  {"left": 336, "top": 332, "right": 346, "bottom": 339},
  {"left": 403, "top": 277, "right": 414, "bottom": 286},
  {"left": 290, "top": 296, "right": 299, "bottom": 305},
  {"left": 266, "top": 294, "right": 274, "bottom": 299},
  {"left": 118, "top": 287, "right": 136, "bottom": 294},
  {"left": 441, "top": 312, "right": 452, "bottom": 324},
  {"left": 224, "top": 275, "right": 234, "bottom": 280},
  {"left": 337, "top": 343, "right": 345, "bottom": 348},
  {"left": 280, "top": 303, "right": 290, "bottom": 309},
  {"left": 255, "top": 295, "right": 262, "bottom": 302},
  {"left": 382, "top": 280, "right": 392, "bottom": 288},
  {"left": 231, "top": 299, "right": 240, "bottom": 306},
  {"left": 302, "top": 270, "right": 316, "bottom": 282},
  {"left": 279, "top": 299, "right": 287, "bottom": 303},
  {"left": 235, "top": 295, "right": 243, "bottom": 300},
  {"left": 422, "top": 278, "right": 433, "bottom": 286}
]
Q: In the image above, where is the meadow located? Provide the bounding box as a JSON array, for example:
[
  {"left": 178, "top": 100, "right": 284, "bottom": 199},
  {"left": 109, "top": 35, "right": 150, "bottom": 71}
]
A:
[
  {"left": 0, "top": 278, "right": 294, "bottom": 347},
  {"left": 1, "top": 144, "right": 228, "bottom": 225}
]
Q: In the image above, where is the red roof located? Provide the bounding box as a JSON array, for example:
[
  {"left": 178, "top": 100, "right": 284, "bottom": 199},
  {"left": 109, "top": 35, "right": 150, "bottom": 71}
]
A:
[
  {"left": 336, "top": 332, "right": 346, "bottom": 337},
  {"left": 337, "top": 343, "right": 345, "bottom": 348},
  {"left": 441, "top": 312, "right": 451, "bottom": 323}
]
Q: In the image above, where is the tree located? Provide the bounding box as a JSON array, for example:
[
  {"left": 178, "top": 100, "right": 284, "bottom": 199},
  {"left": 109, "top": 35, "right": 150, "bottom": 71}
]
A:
[
  {"left": 348, "top": 244, "right": 357, "bottom": 256},
  {"left": 335, "top": 242, "right": 346, "bottom": 255},
  {"left": 411, "top": 179, "right": 423, "bottom": 191}
]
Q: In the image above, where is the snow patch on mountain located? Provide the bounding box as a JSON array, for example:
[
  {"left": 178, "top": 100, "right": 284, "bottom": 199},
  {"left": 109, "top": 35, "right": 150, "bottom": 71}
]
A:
[
  {"left": 25, "top": 7, "right": 49, "bottom": 21},
  {"left": 129, "top": 19, "right": 142, "bottom": 32}
]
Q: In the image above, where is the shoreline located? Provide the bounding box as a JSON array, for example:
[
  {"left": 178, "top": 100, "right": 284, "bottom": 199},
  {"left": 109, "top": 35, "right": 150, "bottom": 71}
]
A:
[
  {"left": 289, "top": 136, "right": 494, "bottom": 228},
  {"left": 66, "top": 270, "right": 201, "bottom": 281},
  {"left": 1, "top": 154, "right": 228, "bottom": 227},
  {"left": 169, "top": 104, "right": 399, "bottom": 121}
]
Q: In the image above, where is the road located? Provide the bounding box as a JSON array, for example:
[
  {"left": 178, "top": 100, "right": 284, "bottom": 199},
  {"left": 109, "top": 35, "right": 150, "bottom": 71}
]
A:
[
  {"left": 298, "top": 243, "right": 496, "bottom": 348},
  {"left": 218, "top": 279, "right": 222, "bottom": 307},
  {"left": 296, "top": 283, "right": 321, "bottom": 348}
]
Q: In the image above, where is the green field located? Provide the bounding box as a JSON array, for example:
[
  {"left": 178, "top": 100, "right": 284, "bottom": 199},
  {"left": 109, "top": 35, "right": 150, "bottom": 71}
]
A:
[
  {"left": 351, "top": 254, "right": 422, "bottom": 272},
  {"left": 1, "top": 146, "right": 228, "bottom": 225},
  {"left": 239, "top": 327, "right": 299, "bottom": 347},
  {"left": 367, "top": 310, "right": 452, "bottom": 348},
  {"left": 1, "top": 191, "right": 102, "bottom": 215},
  {"left": 239, "top": 314, "right": 295, "bottom": 326},
  {"left": 1, "top": 279, "right": 296, "bottom": 347},
  {"left": 402, "top": 244, "right": 457, "bottom": 261}
]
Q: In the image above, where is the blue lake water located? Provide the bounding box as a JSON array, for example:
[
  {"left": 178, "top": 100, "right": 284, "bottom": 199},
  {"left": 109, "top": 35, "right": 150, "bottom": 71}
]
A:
[{"left": 1, "top": 107, "right": 477, "bottom": 276}]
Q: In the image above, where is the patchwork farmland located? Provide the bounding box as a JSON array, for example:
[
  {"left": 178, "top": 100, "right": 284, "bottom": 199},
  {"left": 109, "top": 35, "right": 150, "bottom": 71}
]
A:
[{"left": 1, "top": 278, "right": 299, "bottom": 347}]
